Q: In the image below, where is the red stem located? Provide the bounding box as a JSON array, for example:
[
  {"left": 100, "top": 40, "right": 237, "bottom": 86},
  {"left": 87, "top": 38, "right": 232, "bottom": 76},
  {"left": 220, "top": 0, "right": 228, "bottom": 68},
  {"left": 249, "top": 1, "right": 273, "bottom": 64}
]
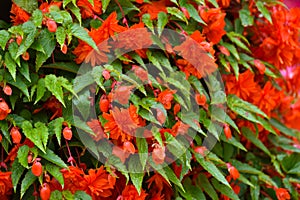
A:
[
  {"left": 114, "top": 0, "right": 129, "bottom": 28},
  {"left": 65, "top": 140, "right": 74, "bottom": 166}
]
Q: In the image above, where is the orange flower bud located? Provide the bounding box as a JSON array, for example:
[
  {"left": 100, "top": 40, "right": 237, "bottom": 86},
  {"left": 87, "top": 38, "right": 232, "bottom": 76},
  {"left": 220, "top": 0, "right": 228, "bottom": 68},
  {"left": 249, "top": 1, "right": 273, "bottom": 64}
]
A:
[
  {"left": 63, "top": 127, "right": 72, "bottom": 140},
  {"left": 99, "top": 96, "right": 110, "bottom": 113},
  {"left": 123, "top": 141, "right": 135, "bottom": 154},
  {"left": 181, "top": 7, "right": 190, "bottom": 19},
  {"left": 275, "top": 188, "right": 290, "bottom": 200},
  {"left": 0, "top": 98, "right": 11, "bottom": 120},
  {"left": 32, "top": 161, "right": 43, "bottom": 177},
  {"left": 16, "top": 35, "right": 23, "bottom": 45},
  {"left": 218, "top": 45, "right": 230, "bottom": 56},
  {"left": 156, "top": 108, "right": 166, "bottom": 125},
  {"left": 195, "top": 93, "right": 206, "bottom": 106},
  {"left": 194, "top": 146, "right": 207, "bottom": 156},
  {"left": 22, "top": 52, "right": 30, "bottom": 61},
  {"left": 227, "top": 163, "right": 240, "bottom": 180},
  {"left": 173, "top": 103, "right": 181, "bottom": 115},
  {"left": 253, "top": 59, "right": 266, "bottom": 74},
  {"left": 10, "top": 126, "right": 22, "bottom": 144},
  {"left": 40, "top": 183, "right": 51, "bottom": 200},
  {"left": 46, "top": 19, "right": 57, "bottom": 33},
  {"left": 61, "top": 43, "right": 68, "bottom": 54},
  {"left": 3, "top": 85, "right": 12, "bottom": 96},
  {"left": 224, "top": 124, "right": 232, "bottom": 139},
  {"left": 152, "top": 144, "right": 165, "bottom": 165}
]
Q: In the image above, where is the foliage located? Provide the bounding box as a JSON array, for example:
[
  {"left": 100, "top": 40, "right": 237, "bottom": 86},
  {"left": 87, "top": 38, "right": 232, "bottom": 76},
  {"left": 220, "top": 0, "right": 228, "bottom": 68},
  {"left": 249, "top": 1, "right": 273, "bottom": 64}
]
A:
[{"left": 0, "top": 0, "right": 299, "bottom": 199}]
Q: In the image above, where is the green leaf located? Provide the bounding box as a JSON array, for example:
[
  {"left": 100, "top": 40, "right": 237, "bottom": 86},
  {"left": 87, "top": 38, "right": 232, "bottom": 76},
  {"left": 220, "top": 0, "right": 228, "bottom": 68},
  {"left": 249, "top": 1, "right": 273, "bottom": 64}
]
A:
[
  {"left": 207, "top": 0, "right": 218, "bottom": 7},
  {"left": 128, "top": 155, "right": 144, "bottom": 194},
  {"left": 8, "top": 42, "right": 20, "bottom": 67},
  {"left": 221, "top": 42, "right": 239, "bottom": 60},
  {"left": 102, "top": 0, "right": 111, "bottom": 13},
  {"left": 6, "top": 73, "right": 30, "bottom": 99},
  {"left": 48, "top": 117, "right": 64, "bottom": 146},
  {"left": 170, "top": 0, "right": 179, "bottom": 6},
  {"left": 211, "top": 106, "right": 240, "bottom": 133},
  {"left": 280, "top": 153, "right": 300, "bottom": 174},
  {"left": 73, "top": 116, "right": 95, "bottom": 136},
  {"left": 269, "top": 135, "right": 300, "bottom": 153},
  {"left": 0, "top": 120, "right": 11, "bottom": 144},
  {"left": 180, "top": 111, "right": 204, "bottom": 135},
  {"left": 62, "top": 190, "right": 74, "bottom": 200},
  {"left": 67, "top": 3, "right": 82, "bottom": 25},
  {"left": 242, "top": 127, "right": 272, "bottom": 156},
  {"left": 106, "top": 155, "right": 129, "bottom": 180},
  {"left": 185, "top": 4, "right": 206, "bottom": 24},
  {"left": 220, "top": 134, "right": 247, "bottom": 151},
  {"left": 153, "top": 128, "right": 164, "bottom": 146},
  {"left": 42, "top": 62, "right": 79, "bottom": 74},
  {"left": 157, "top": 12, "right": 168, "bottom": 36},
  {"left": 32, "top": 9, "right": 43, "bottom": 27},
  {"left": 21, "top": 121, "right": 48, "bottom": 153},
  {"left": 8, "top": 114, "right": 26, "bottom": 127},
  {"left": 50, "top": 190, "right": 63, "bottom": 200},
  {"left": 255, "top": 116, "right": 276, "bottom": 134},
  {"left": 16, "top": 30, "right": 37, "bottom": 59},
  {"left": 12, "top": 158, "right": 26, "bottom": 192},
  {"left": 35, "top": 79, "right": 46, "bottom": 104},
  {"left": 227, "top": 32, "right": 251, "bottom": 53},
  {"left": 212, "top": 178, "right": 239, "bottom": 200},
  {"left": 167, "top": 7, "right": 188, "bottom": 24},
  {"left": 238, "top": 174, "right": 255, "bottom": 188},
  {"left": 147, "top": 50, "right": 164, "bottom": 73},
  {"left": 60, "top": 11, "right": 73, "bottom": 26},
  {"left": 45, "top": 163, "right": 64, "bottom": 186},
  {"left": 56, "top": 27, "right": 66, "bottom": 48},
  {"left": 5, "top": 52, "right": 17, "bottom": 81},
  {"left": 73, "top": 90, "right": 90, "bottom": 121},
  {"left": 227, "top": 56, "right": 240, "bottom": 79},
  {"left": 39, "top": 148, "right": 68, "bottom": 169},
  {"left": 33, "top": 29, "right": 56, "bottom": 71},
  {"left": 270, "top": 118, "right": 296, "bottom": 137},
  {"left": 136, "top": 137, "right": 148, "bottom": 170},
  {"left": 0, "top": 30, "right": 10, "bottom": 50},
  {"left": 154, "top": 51, "right": 174, "bottom": 72},
  {"left": 97, "top": 139, "right": 112, "bottom": 158},
  {"left": 115, "top": 0, "right": 139, "bottom": 15},
  {"left": 182, "top": 178, "right": 206, "bottom": 200},
  {"left": 197, "top": 173, "right": 218, "bottom": 200},
  {"left": 36, "top": 122, "right": 49, "bottom": 150},
  {"left": 142, "top": 14, "right": 154, "bottom": 33},
  {"left": 44, "top": 75, "right": 65, "bottom": 106},
  {"left": 20, "top": 61, "right": 31, "bottom": 82},
  {"left": 139, "top": 109, "right": 160, "bottom": 125},
  {"left": 17, "top": 145, "right": 30, "bottom": 168},
  {"left": 14, "top": 0, "right": 38, "bottom": 13},
  {"left": 231, "top": 160, "right": 278, "bottom": 187},
  {"left": 50, "top": 11, "right": 64, "bottom": 23},
  {"left": 70, "top": 23, "right": 98, "bottom": 50},
  {"left": 195, "top": 154, "right": 230, "bottom": 187},
  {"left": 163, "top": 165, "right": 185, "bottom": 191},
  {"left": 256, "top": 1, "right": 272, "bottom": 24},
  {"left": 165, "top": 132, "right": 186, "bottom": 158},
  {"left": 21, "top": 171, "right": 37, "bottom": 198},
  {"left": 74, "top": 191, "right": 92, "bottom": 200},
  {"left": 63, "top": 0, "right": 75, "bottom": 8},
  {"left": 227, "top": 94, "right": 268, "bottom": 118},
  {"left": 239, "top": 7, "right": 254, "bottom": 26}
]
